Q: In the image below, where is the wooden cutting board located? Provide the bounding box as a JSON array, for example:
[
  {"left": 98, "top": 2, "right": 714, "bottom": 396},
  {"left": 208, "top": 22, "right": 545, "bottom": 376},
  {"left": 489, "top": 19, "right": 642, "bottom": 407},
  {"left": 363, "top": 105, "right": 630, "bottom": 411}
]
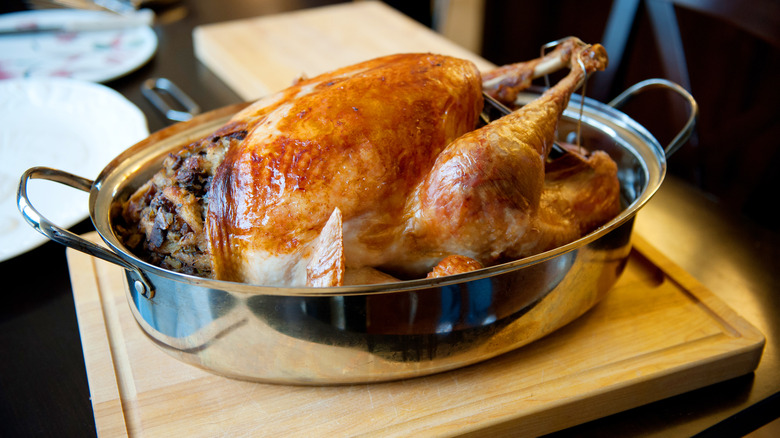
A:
[
  {"left": 80, "top": 4, "right": 763, "bottom": 436},
  {"left": 192, "top": 1, "right": 496, "bottom": 101},
  {"left": 67, "top": 233, "right": 764, "bottom": 437}
]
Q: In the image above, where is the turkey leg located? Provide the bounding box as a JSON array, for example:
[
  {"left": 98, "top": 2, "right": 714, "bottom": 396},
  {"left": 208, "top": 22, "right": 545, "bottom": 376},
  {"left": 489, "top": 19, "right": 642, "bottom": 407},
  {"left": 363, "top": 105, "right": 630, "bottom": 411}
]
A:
[{"left": 406, "top": 42, "right": 609, "bottom": 271}]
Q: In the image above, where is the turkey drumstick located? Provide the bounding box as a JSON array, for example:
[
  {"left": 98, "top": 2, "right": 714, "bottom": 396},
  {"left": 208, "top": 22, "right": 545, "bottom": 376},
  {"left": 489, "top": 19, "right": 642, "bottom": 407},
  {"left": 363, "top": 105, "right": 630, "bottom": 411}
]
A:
[{"left": 397, "top": 40, "right": 613, "bottom": 276}]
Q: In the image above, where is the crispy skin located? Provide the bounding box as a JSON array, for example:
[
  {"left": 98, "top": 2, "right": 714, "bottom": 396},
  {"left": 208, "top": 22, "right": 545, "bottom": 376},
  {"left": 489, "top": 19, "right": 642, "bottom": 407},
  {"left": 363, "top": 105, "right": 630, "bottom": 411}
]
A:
[
  {"left": 207, "top": 53, "right": 482, "bottom": 284},
  {"left": 401, "top": 43, "right": 610, "bottom": 272},
  {"left": 529, "top": 146, "right": 622, "bottom": 255},
  {"left": 427, "top": 255, "right": 484, "bottom": 279},
  {"left": 306, "top": 208, "right": 345, "bottom": 287}
]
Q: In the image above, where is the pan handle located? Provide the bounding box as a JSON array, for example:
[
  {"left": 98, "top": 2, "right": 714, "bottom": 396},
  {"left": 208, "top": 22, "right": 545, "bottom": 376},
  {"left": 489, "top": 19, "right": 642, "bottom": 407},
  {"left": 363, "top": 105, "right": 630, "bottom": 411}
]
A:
[
  {"left": 607, "top": 78, "right": 699, "bottom": 158},
  {"left": 141, "top": 78, "right": 201, "bottom": 123},
  {"left": 17, "top": 167, "right": 155, "bottom": 297}
]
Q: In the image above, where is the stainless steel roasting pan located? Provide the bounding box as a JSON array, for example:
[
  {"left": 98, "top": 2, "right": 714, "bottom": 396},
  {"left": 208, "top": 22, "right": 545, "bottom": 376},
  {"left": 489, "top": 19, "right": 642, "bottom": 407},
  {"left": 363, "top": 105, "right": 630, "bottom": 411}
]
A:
[{"left": 18, "top": 79, "right": 697, "bottom": 385}]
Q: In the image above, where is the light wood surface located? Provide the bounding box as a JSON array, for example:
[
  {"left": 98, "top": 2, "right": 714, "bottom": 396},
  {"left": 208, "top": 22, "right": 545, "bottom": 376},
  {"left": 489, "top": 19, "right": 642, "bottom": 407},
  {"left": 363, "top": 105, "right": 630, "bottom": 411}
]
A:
[
  {"left": 192, "top": 1, "right": 496, "bottom": 102},
  {"left": 67, "top": 233, "right": 764, "bottom": 437}
]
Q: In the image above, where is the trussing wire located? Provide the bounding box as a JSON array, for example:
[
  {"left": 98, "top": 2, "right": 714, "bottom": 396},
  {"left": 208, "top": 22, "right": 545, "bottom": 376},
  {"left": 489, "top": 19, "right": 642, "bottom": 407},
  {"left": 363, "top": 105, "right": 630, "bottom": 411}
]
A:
[
  {"left": 575, "top": 49, "right": 588, "bottom": 149},
  {"left": 539, "top": 37, "right": 593, "bottom": 150}
]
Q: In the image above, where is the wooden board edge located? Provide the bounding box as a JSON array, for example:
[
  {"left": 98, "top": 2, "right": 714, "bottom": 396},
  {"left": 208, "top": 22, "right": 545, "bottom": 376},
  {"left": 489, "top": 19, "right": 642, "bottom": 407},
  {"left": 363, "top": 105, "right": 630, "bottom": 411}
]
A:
[
  {"left": 93, "top": 258, "right": 146, "bottom": 436},
  {"left": 66, "top": 241, "right": 130, "bottom": 438},
  {"left": 192, "top": 1, "right": 497, "bottom": 102},
  {"left": 631, "top": 233, "right": 767, "bottom": 349},
  {"left": 369, "top": 235, "right": 767, "bottom": 437},
  {"left": 192, "top": 26, "right": 270, "bottom": 102},
  {"left": 370, "top": 327, "right": 764, "bottom": 438},
  {"left": 458, "top": 345, "right": 762, "bottom": 437}
]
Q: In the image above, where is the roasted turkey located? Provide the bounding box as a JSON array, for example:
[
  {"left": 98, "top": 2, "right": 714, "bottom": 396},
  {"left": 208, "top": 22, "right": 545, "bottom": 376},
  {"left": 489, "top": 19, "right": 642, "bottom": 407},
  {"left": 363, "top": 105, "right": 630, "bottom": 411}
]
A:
[{"left": 118, "top": 37, "right": 620, "bottom": 287}]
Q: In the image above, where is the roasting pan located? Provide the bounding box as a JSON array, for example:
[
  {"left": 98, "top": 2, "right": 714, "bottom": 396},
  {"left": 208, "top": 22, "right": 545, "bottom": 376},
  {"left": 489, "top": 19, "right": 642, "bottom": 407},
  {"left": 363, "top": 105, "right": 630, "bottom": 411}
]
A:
[{"left": 18, "top": 79, "right": 697, "bottom": 384}]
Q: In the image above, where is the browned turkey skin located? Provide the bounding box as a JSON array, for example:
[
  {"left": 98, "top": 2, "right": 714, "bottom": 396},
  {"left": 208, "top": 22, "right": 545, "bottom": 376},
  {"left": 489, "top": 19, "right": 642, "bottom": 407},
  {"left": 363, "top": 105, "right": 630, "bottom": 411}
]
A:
[{"left": 117, "top": 37, "right": 619, "bottom": 286}]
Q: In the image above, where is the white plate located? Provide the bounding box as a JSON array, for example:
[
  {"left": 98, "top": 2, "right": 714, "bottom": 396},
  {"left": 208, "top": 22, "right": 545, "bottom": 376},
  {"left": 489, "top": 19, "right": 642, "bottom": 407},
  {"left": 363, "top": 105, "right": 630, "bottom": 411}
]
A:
[
  {"left": 0, "top": 9, "right": 158, "bottom": 83},
  {"left": 0, "top": 78, "right": 148, "bottom": 262}
]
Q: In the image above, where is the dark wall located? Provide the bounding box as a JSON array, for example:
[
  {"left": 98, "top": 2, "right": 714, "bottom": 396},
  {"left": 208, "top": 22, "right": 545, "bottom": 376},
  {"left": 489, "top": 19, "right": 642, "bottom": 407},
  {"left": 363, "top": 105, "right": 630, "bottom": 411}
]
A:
[{"left": 478, "top": 0, "right": 780, "bottom": 232}]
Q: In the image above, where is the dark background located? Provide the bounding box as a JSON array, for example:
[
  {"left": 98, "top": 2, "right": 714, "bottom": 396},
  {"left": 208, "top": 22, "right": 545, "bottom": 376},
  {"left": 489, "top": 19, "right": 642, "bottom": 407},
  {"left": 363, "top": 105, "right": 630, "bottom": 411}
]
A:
[{"left": 477, "top": 0, "right": 780, "bottom": 234}]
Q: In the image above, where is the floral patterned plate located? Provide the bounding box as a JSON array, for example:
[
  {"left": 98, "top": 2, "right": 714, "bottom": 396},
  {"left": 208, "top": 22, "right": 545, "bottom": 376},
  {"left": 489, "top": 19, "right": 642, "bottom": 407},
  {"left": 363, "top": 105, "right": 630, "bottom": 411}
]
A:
[
  {"left": 0, "top": 9, "right": 157, "bottom": 83},
  {"left": 0, "top": 77, "right": 148, "bottom": 262}
]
